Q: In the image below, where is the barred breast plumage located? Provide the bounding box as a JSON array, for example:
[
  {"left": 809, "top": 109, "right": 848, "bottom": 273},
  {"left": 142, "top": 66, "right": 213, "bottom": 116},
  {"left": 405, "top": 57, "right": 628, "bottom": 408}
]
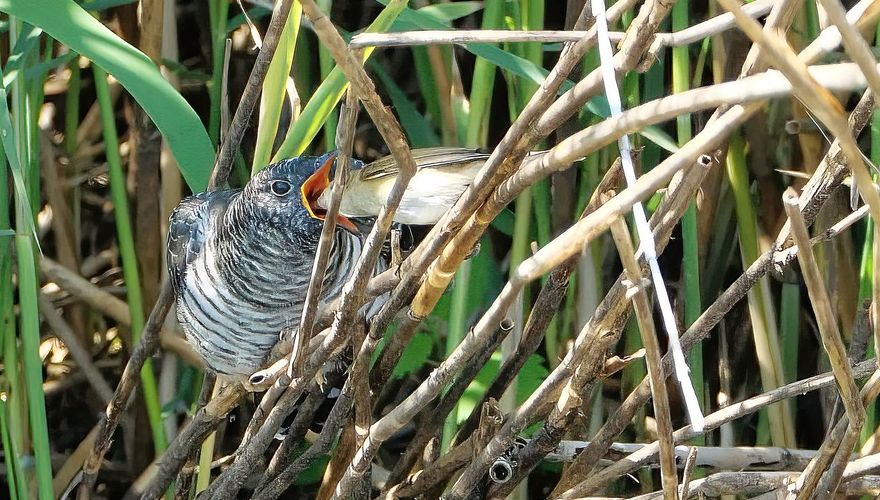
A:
[{"left": 166, "top": 154, "right": 376, "bottom": 378}]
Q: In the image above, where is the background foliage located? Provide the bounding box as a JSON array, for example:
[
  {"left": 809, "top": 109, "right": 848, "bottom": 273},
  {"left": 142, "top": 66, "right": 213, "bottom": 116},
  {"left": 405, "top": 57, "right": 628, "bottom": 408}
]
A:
[{"left": 0, "top": 0, "right": 878, "bottom": 498}]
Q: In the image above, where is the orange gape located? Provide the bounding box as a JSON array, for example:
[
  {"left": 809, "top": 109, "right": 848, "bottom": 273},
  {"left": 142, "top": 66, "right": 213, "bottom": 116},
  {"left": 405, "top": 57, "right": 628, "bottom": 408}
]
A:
[{"left": 300, "top": 153, "right": 358, "bottom": 233}]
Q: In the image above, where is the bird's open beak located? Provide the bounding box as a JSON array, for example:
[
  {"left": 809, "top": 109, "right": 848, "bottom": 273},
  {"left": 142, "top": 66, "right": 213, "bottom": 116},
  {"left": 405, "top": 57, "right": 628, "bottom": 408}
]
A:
[{"left": 301, "top": 154, "right": 360, "bottom": 233}]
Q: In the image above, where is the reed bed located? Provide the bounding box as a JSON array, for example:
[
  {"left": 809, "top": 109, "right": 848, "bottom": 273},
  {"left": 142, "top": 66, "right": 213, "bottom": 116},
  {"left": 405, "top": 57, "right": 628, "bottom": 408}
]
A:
[{"left": 1, "top": 0, "right": 880, "bottom": 498}]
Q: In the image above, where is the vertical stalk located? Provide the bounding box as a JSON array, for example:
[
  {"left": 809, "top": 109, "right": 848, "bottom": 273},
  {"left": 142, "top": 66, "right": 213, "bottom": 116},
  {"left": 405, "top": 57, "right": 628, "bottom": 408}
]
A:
[
  {"left": 441, "top": 0, "right": 506, "bottom": 450},
  {"left": 2, "top": 29, "right": 53, "bottom": 495},
  {"left": 208, "top": 0, "right": 230, "bottom": 145},
  {"left": 442, "top": 259, "right": 471, "bottom": 451},
  {"left": 13, "top": 193, "right": 51, "bottom": 500},
  {"left": 94, "top": 66, "right": 168, "bottom": 453},
  {"left": 463, "top": 0, "right": 503, "bottom": 148},
  {"left": 316, "top": 0, "right": 337, "bottom": 151},
  {"left": 252, "top": 0, "right": 302, "bottom": 173},
  {"left": 0, "top": 140, "right": 25, "bottom": 500},
  {"left": 779, "top": 283, "right": 801, "bottom": 385},
  {"left": 726, "top": 131, "right": 794, "bottom": 447},
  {"left": 671, "top": 0, "right": 706, "bottom": 444},
  {"left": 501, "top": 0, "right": 545, "bottom": 414},
  {"left": 64, "top": 56, "right": 80, "bottom": 157},
  {"left": 65, "top": 56, "right": 82, "bottom": 261},
  {"left": 860, "top": 46, "right": 880, "bottom": 444}
]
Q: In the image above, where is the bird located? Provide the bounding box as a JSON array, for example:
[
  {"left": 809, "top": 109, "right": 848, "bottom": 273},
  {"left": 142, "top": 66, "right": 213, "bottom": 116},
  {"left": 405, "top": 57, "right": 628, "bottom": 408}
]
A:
[
  {"left": 311, "top": 146, "right": 491, "bottom": 225},
  {"left": 166, "top": 148, "right": 491, "bottom": 378},
  {"left": 166, "top": 152, "right": 374, "bottom": 379}
]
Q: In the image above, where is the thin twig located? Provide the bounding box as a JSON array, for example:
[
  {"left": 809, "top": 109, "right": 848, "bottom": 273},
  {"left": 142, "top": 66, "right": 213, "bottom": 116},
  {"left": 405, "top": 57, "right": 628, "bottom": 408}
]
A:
[
  {"left": 80, "top": 280, "right": 175, "bottom": 496},
  {"left": 349, "top": 0, "right": 772, "bottom": 50},
  {"left": 38, "top": 292, "right": 115, "bottom": 403},
  {"left": 609, "top": 212, "right": 678, "bottom": 499},
  {"left": 290, "top": 89, "right": 359, "bottom": 374},
  {"left": 679, "top": 447, "right": 699, "bottom": 499}
]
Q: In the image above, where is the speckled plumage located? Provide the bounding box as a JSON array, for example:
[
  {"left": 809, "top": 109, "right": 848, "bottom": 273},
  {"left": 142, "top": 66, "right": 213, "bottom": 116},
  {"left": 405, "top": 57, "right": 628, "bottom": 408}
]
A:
[{"left": 166, "top": 154, "right": 370, "bottom": 378}]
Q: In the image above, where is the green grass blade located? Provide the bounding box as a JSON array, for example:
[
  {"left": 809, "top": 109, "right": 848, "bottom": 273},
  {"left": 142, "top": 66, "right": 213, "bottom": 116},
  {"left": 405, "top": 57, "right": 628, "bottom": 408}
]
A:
[
  {"left": 415, "top": 2, "right": 483, "bottom": 22},
  {"left": 12, "top": 213, "right": 51, "bottom": 500},
  {"left": 726, "top": 131, "right": 794, "bottom": 447},
  {"left": 273, "top": 0, "right": 407, "bottom": 159},
  {"left": 464, "top": 0, "right": 502, "bottom": 147},
  {"left": 208, "top": 0, "right": 230, "bottom": 146},
  {"left": 671, "top": 0, "right": 706, "bottom": 444},
  {"left": 316, "top": 0, "right": 337, "bottom": 151},
  {"left": 0, "top": 50, "right": 53, "bottom": 498},
  {"left": 371, "top": 62, "right": 440, "bottom": 147},
  {"left": 0, "top": 0, "right": 215, "bottom": 190},
  {"left": 0, "top": 395, "right": 19, "bottom": 500},
  {"left": 94, "top": 66, "right": 168, "bottom": 454},
  {"left": 0, "top": 139, "right": 24, "bottom": 500},
  {"left": 252, "top": 1, "right": 302, "bottom": 173},
  {"left": 442, "top": 259, "right": 471, "bottom": 451}
]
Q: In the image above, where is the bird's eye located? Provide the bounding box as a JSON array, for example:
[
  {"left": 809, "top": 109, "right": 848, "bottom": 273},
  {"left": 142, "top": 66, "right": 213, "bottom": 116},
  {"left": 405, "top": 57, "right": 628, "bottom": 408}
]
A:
[{"left": 270, "top": 180, "right": 292, "bottom": 197}]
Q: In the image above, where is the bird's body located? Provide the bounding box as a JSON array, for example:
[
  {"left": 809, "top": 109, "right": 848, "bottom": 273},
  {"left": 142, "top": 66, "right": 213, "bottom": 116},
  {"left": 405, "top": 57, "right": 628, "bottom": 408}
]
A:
[
  {"left": 168, "top": 148, "right": 489, "bottom": 378},
  {"left": 167, "top": 154, "right": 370, "bottom": 378},
  {"left": 315, "top": 147, "right": 489, "bottom": 225}
]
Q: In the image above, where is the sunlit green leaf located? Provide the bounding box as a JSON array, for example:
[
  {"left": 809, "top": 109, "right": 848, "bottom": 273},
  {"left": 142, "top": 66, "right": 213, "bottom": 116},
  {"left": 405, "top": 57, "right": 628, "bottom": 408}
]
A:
[
  {"left": 0, "top": 0, "right": 215, "bottom": 191},
  {"left": 372, "top": 62, "right": 440, "bottom": 148}
]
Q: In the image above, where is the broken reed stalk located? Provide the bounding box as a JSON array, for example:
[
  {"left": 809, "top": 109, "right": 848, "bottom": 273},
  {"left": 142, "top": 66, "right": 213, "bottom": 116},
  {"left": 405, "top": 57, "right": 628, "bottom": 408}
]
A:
[
  {"left": 290, "top": 89, "right": 359, "bottom": 375},
  {"left": 609, "top": 212, "right": 678, "bottom": 499},
  {"left": 339, "top": 2, "right": 681, "bottom": 495},
  {"left": 783, "top": 188, "right": 866, "bottom": 497}
]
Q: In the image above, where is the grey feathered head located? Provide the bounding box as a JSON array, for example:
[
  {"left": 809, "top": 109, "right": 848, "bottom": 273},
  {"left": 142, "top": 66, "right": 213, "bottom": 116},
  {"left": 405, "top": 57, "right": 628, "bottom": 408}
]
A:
[{"left": 241, "top": 153, "right": 357, "bottom": 237}]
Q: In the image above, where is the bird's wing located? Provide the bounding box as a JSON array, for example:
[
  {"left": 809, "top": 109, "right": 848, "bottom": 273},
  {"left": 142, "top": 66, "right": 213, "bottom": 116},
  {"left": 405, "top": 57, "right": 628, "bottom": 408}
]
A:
[
  {"left": 166, "top": 191, "right": 236, "bottom": 293},
  {"left": 357, "top": 147, "right": 490, "bottom": 181}
]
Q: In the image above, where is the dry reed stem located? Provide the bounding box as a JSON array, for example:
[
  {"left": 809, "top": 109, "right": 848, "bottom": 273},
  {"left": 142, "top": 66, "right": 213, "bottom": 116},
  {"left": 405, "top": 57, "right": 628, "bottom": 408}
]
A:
[
  {"left": 678, "top": 447, "right": 699, "bottom": 500},
  {"left": 632, "top": 472, "right": 880, "bottom": 499},
  {"left": 782, "top": 190, "right": 865, "bottom": 413},
  {"left": 609, "top": 212, "right": 678, "bottom": 499},
  {"left": 365, "top": 0, "right": 614, "bottom": 392},
  {"left": 718, "top": 0, "right": 880, "bottom": 242},
  {"left": 815, "top": 0, "right": 880, "bottom": 408},
  {"left": 134, "top": 383, "right": 246, "bottom": 499},
  {"left": 783, "top": 187, "right": 866, "bottom": 497},
  {"left": 553, "top": 3, "right": 879, "bottom": 490},
  {"left": 290, "top": 89, "right": 359, "bottom": 375},
  {"left": 350, "top": 0, "right": 773, "bottom": 50},
  {"left": 297, "top": 0, "right": 416, "bottom": 353},
  {"left": 451, "top": 150, "right": 722, "bottom": 498},
  {"left": 557, "top": 360, "right": 878, "bottom": 498},
  {"left": 339, "top": 2, "right": 682, "bottom": 493}
]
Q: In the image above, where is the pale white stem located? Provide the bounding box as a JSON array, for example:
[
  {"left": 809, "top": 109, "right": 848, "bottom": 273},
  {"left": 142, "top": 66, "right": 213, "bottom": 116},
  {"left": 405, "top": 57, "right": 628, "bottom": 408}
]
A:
[{"left": 590, "top": 0, "right": 705, "bottom": 431}]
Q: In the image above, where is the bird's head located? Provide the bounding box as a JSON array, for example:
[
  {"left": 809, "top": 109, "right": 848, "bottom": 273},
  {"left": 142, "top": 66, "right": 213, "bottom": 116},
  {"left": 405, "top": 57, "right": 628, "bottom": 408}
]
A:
[{"left": 242, "top": 153, "right": 359, "bottom": 238}]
